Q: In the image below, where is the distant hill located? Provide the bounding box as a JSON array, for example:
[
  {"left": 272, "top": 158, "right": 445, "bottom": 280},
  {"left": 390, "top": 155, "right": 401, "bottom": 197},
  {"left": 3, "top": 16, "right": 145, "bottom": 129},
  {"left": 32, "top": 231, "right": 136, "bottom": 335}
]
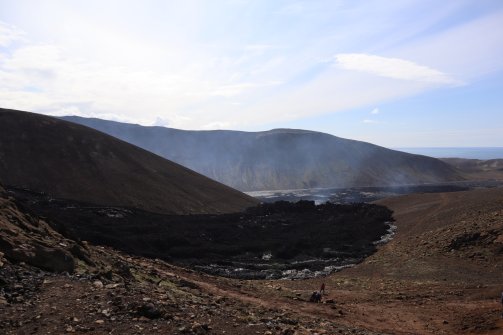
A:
[
  {"left": 396, "top": 147, "right": 503, "bottom": 160},
  {"left": 441, "top": 158, "right": 503, "bottom": 172},
  {"left": 0, "top": 109, "right": 258, "bottom": 214},
  {"left": 441, "top": 158, "right": 503, "bottom": 181},
  {"left": 62, "top": 116, "right": 463, "bottom": 191}
]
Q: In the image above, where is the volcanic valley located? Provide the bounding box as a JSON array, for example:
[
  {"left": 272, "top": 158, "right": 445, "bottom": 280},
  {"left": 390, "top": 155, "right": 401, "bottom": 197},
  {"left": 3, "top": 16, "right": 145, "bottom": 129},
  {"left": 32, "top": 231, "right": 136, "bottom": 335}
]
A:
[{"left": 1, "top": 109, "right": 503, "bottom": 335}]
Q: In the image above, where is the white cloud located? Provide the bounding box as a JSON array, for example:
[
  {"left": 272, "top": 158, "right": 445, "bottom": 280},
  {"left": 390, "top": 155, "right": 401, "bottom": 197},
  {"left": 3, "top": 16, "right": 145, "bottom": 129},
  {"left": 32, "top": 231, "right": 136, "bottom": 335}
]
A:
[
  {"left": 47, "top": 106, "right": 152, "bottom": 126},
  {"left": 334, "top": 53, "right": 462, "bottom": 85},
  {"left": 5, "top": 45, "right": 63, "bottom": 71},
  {"left": 0, "top": 21, "right": 25, "bottom": 46},
  {"left": 206, "top": 81, "right": 281, "bottom": 98},
  {"left": 0, "top": 38, "right": 273, "bottom": 129},
  {"left": 153, "top": 117, "right": 171, "bottom": 127},
  {"left": 0, "top": 2, "right": 501, "bottom": 135},
  {"left": 0, "top": 90, "right": 55, "bottom": 111},
  {"left": 363, "top": 109, "right": 383, "bottom": 125},
  {"left": 244, "top": 44, "right": 277, "bottom": 52},
  {"left": 392, "top": 10, "right": 503, "bottom": 80},
  {"left": 201, "top": 121, "right": 233, "bottom": 130},
  {"left": 278, "top": 2, "right": 305, "bottom": 15},
  {"left": 232, "top": 65, "right": 435, "bottom": 128}
]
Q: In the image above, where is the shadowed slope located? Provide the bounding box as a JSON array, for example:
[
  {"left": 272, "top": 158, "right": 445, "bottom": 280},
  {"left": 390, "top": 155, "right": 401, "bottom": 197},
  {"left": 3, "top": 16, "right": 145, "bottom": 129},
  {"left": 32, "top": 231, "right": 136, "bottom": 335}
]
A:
[
  {"left": 62, "top": 116, "right": 463, "bottom": 191},
  {"left": 0, "top": 109, "right": 258, "bottom": 214}
]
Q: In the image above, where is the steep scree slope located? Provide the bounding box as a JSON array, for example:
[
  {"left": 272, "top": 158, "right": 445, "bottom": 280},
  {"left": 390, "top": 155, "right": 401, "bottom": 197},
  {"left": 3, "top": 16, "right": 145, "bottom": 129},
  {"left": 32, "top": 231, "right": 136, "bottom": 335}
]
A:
[{"left": 0, "top": 109, "right": 257, "bottom": 214}]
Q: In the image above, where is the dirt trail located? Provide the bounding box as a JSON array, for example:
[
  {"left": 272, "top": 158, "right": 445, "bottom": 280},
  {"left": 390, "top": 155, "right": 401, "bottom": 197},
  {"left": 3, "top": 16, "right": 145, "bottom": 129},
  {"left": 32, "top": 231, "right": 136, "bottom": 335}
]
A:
[
  {"left": 144, "top": 187, "right": 503, "bottom": 335},
  {"left": 127, "top": 249, "right": 501, "bottom": 335}
]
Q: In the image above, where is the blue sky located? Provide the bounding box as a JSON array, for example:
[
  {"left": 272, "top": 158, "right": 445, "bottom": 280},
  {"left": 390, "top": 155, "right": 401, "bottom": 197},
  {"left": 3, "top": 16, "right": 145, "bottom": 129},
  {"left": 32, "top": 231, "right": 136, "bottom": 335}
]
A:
[{"left": 0, "top": 0, "right": 502, "bottom": 147}]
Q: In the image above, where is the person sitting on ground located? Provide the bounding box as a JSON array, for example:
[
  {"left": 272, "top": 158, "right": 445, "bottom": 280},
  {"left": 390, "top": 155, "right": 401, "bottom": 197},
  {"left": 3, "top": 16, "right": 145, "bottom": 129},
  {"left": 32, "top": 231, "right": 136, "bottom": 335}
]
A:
[{"left": 310, "top": 291, "right": 322, "bottom": 303}]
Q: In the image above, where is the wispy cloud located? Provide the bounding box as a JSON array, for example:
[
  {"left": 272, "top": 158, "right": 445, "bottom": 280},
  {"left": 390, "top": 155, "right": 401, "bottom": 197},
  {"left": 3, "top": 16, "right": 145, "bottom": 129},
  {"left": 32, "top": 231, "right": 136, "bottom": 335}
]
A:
[
  {"left": 363, "top": 119, "right": 382, "bottom": 124},
  {"left": 334, "top": 53, "right": 462, "bottom": 85},
  {"left": 392, "top": 9, "right": 503, "bottom": 80},
  {"left": 0, "top": 21, "right": 24, "bottom": 46},
  {"left": 278, "top": 2, "right": 305, "bottom": 15},
  {"left": 0, "top": 37, "right": 279, "bottom": 128},
  {"left": 363, "top": 108, "right": 383, "bottom": 125},
  {"left": 205, "top": 81, "right": 282, "bottom": 98},
  {"left": 201, "top": 121, "right": 233, "bottom": 130}
]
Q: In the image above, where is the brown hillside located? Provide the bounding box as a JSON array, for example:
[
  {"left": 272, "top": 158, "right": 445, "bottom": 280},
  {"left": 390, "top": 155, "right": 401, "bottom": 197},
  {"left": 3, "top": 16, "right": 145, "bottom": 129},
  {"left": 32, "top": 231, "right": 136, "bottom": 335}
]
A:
[
  {"left": 0, "top": 109, "right": 257, "bottom": 214},
  {"left": 442, "top": 157, "right": 503, "bottom": 181},
  {"left": 321, "top": 188, "right": 503, "bottom": 334},
  {"left": 368, "top": 187, "right": 503, "bottom": 283}
]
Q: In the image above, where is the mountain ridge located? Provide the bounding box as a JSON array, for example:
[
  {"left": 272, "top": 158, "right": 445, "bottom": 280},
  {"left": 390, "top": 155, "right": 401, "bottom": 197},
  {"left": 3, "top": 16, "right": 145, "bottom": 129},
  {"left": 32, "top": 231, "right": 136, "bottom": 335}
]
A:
[{"left": 62, "top": 115, "right": 463, "bottom": 191}]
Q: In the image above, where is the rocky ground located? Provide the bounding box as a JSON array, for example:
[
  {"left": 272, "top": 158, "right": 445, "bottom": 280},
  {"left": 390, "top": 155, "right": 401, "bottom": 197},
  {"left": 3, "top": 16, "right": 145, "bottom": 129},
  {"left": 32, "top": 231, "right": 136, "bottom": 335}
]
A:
[
  {"left": 1, "top": 254, "right": 393, "bottom": 335},
  {"left": 1, "top": 258, "right": 384, "bottom": 335},
  {"left": 2, "top": 184, "right": 503, "bottom": 334}
]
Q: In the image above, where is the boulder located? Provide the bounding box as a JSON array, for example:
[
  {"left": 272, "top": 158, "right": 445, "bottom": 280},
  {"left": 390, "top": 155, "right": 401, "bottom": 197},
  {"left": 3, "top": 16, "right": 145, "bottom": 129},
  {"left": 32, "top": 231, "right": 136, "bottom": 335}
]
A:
[
  {"left": 137, "top": 302, "right": 162, "bottom": 319},
  {"left": 0, "top": 236, "right": 75, "bottom": 273}
]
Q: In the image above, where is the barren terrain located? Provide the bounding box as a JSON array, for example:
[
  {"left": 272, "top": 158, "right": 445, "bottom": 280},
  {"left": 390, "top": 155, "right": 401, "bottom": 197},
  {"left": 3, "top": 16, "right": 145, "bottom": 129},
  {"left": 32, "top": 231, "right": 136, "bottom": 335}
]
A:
[
  {"left": 441, "top": 158, "right": 503, "bottom": 182},
  {"left": 2, "top": 185, "right": 502, "bottom": 334},
  {"left": 0, "top": 109, "right": 257, "bottom": 215}
]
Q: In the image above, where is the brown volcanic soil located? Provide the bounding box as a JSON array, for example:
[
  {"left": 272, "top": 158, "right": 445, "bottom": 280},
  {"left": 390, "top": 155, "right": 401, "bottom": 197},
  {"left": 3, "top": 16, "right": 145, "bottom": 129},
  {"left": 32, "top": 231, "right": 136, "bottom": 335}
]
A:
[
  {"left": 0, "top": 108, "right": 257, "bottom": 214},
  {"left": 2, "top": 184, "right": 503, "bottom": 334},
  {"left": 442, "top": 158, "right": 503, "bottom": 181},
  {"left": 322, "top": 187, "right": 503, "bottom": 334}
]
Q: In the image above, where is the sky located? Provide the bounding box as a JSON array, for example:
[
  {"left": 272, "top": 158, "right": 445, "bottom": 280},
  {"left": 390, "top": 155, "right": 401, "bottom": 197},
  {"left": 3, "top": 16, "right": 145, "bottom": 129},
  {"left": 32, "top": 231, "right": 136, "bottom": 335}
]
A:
[{"left": 0, "top": 0, "right": 502, "bottom": 147}]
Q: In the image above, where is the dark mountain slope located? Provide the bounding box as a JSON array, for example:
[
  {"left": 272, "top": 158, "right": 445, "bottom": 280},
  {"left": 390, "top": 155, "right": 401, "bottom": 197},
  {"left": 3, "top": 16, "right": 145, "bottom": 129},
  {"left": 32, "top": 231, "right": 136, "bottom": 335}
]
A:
[
  {"left": 0, "top": 109, "right": 257, "bottom": 214},
  {"left": 62, "top": 116, "right": 463, "bottom": 191}
]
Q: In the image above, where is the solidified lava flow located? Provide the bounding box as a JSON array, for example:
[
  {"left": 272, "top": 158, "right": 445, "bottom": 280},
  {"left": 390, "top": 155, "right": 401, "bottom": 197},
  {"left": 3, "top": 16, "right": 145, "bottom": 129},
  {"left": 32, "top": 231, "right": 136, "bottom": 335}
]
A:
[{"left": 8, "top": 188, "right": 393, "bottom": 279}]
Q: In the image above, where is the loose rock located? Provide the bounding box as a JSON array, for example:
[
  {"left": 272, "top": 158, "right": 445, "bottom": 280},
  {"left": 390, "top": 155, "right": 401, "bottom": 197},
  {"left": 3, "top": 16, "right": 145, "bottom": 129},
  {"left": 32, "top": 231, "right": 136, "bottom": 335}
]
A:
[
  {"left": 93, "top": 280, "right": 104, "bottom": 289},
  {"left": 137, "top": 303, "right": 162, "bottom": 319}
]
